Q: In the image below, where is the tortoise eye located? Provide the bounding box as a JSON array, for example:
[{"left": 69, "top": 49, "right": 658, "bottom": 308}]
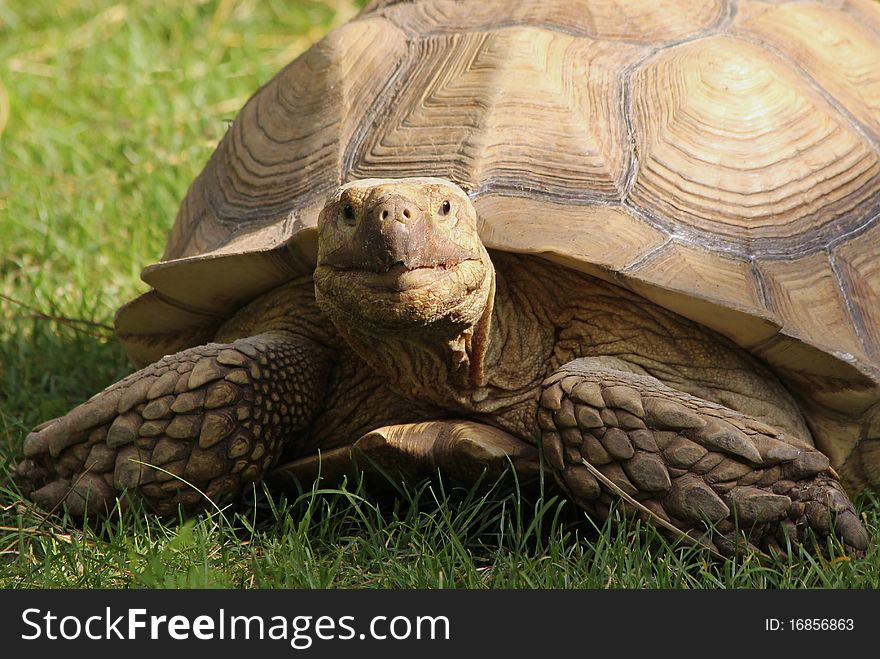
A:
[
  {"left": 440, "top": 200, "right": 451, "bottom": 215},
  {"left": 342, "top": 204, "right": 355, "bottom": 223}
]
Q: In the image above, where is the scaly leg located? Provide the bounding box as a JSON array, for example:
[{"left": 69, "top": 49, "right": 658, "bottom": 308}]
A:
[
  {"left": 13, "top": 330, "right": 328, "bottom": 516},
  {"left": 539, "top": 358, "right": 868, "bottom": 555}
]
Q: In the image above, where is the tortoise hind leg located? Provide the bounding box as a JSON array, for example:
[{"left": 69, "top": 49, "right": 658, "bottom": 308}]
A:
[
  {"left": 266, "top": 420, "right": 543, "bottom": 496},
  {"left": 13, "top": 330, "right": 329, "bottom": 516},
  {"left": 539, "top": 357, "right": 869, "bottom": 556}
]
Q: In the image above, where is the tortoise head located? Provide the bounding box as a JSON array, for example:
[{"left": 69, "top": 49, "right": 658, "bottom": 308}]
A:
[{"left": 314, "top": 178, "right": 494, "bottom": 336}]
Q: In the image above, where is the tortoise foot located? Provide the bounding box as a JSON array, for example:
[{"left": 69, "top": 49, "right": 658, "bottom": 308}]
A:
[
  {"left": 16, "top": 330, "right": 327, "bottom": 517},
  {"left": 539, "top": 358, "right": 868, "bottom": 557}
]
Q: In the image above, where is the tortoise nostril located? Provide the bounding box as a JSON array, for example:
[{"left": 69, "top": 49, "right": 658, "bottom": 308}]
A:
[{"left": 374, "top": 196, "right": 417, "bottom": 224}]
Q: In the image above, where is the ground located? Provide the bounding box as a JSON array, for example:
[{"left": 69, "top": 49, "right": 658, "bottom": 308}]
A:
[{"left": 1, "top": 0, "right": 879, "bottom": 587}]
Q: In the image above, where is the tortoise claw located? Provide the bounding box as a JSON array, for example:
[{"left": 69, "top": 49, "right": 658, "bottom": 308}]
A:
[{"left": 835, "top": 510, "right": 869, "bottom": 552}]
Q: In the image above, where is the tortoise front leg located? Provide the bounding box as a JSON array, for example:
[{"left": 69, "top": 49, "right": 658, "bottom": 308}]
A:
[
  {"left": 13, "top": 330, "right": 329, "bottom": 516},
  {"left": 267, "top": 420, "right": 542, "bottom": 495},
  {"left": 538, "top": 357, "right": 868, "bottom": 556}
]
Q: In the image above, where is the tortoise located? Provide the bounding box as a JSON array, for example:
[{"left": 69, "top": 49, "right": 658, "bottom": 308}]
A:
[{"left": 13, "top": 0, "right": 880, "bottom": 556}]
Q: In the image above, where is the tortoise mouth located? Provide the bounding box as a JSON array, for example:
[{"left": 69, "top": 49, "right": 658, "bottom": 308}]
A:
[
  {"left": 319, "top": 259, "right": 482, "bottom": 294},
  {"left": 314, "top": 256, "right": 490, "bottom": 331}
]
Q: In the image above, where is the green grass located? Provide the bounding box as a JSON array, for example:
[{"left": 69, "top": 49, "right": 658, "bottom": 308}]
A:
[{"left": 1, "top": 0, "right": 879, "bottom": 589}]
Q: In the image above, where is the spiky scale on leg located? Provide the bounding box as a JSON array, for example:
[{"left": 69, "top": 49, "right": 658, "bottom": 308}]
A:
[
  {"left": 13, "top": 330, "right": 329, "bottom": 517},
  {"left": 539, "top": 358, "right": 869, "bottom": 555}
]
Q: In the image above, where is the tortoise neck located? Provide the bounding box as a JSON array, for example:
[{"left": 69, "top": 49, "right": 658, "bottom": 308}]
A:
[{"left": 325, "top": 263, "right": 497, "bottom": 409}]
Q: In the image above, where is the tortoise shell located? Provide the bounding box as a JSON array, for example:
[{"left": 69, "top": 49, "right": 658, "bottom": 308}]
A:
[{"left": 117, "top": 0, "right": 880, "bottom": 486}]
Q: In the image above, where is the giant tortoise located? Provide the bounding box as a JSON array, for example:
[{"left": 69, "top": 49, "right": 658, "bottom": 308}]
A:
[{"left": 14, "top": 0, "right": 880, "bottom": 556}]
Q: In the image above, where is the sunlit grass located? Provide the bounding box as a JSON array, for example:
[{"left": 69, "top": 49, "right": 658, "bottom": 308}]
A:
[{"left": 3, "top": 474, "right": 878, "bottom": 588}]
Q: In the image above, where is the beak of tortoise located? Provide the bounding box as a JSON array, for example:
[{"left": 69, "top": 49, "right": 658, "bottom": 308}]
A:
[{"left": 319, "top": 192, "right": 481, "bottom": 292}]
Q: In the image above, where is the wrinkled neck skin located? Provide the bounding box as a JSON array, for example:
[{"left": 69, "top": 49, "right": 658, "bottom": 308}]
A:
[{"left": 315, "top": 250, "right": 547, "bottom": 419}]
